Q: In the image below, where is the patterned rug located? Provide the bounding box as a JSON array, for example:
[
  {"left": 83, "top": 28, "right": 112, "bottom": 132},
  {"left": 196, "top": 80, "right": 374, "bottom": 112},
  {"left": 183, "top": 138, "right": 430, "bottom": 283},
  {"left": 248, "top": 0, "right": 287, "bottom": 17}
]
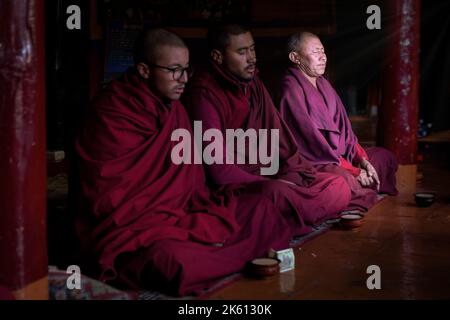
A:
[
  {"left": 48, "top": 265, "right": 243, "bottom": 300},
  {"left": 49, "top": 266, "right": 132, "bottom": 300}
]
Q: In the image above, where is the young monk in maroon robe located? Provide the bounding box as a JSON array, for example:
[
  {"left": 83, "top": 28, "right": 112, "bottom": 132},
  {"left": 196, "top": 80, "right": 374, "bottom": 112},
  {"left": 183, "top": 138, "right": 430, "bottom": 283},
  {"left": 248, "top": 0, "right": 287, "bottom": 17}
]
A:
[
  {"left": 279, "top": 32, "right": 398, "bottom": 213},
  {"left": 76, "top": 29, "right": 294, "bottom": 296},
  {"left": 184, "top": 24, "right": 351, "bottom": 235}
]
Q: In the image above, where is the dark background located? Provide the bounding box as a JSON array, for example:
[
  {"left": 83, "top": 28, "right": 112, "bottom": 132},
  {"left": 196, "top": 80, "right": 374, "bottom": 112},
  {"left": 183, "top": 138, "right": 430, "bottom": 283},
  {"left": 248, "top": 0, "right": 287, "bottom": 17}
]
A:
[{"left": 45, "top": 0, "right": 450, "bottom": 151}]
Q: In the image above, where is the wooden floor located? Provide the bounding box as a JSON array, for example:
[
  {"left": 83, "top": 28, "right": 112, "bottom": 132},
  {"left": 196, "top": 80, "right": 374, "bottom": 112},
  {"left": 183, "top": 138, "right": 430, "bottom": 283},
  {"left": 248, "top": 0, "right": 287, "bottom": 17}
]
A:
[
  {"left": 46, "top": 128, "right": 450, "bottom": 300},
  {"left": 208, "top": 148, "right": 450, "bottom": 300}
]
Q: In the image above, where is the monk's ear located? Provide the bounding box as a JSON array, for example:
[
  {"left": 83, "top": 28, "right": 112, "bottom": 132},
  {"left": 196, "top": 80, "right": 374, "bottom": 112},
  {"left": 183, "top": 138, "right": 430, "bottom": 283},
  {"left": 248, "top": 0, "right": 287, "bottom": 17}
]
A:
[
  {"left": 211, "top": 49, "right": 223, "bottom": 64},
  {"left": 289, "top": 51, "right": 300, "bottom": 65},
  {"left": 136, "top": 62, "right": 150, "bottom": 79}
]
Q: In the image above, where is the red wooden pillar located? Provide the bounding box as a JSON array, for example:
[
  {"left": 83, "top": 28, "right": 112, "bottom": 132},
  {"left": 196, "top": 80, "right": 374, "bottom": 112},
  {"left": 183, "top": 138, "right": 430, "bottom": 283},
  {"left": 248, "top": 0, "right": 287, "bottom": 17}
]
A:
[
  {"left": 0, "top": 0, "right": 48, "bottom": 299},
  {"left": 378, "top": 0, "right": 421, "bottom": 165}
]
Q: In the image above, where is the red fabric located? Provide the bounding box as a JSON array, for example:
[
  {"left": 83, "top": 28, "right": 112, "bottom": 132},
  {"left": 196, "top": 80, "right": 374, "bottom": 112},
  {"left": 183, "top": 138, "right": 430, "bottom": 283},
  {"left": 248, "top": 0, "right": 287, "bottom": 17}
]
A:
[
  {"left": 0, "top": 285, "right": 15, "bottom": 300},
  {"left": 185, "top": 65, "right": 317, "bottom": 187},
  {"left": 76, "top": 69, "right": 297, "bottom": 296},
  {"left": 76, "top": 69, "right": 242, "bottom": 282},
  {"left": 339, "top": 144, "right": 368, "bottom": 176},
  {"left": 116, "top": 193, "right": 293, "bottom": 296},
  {"left": 339, "top": 157, "right": 361, "bottom": 177},
  {"left": 318, "top": 164, "right": 378, "bottom": 212},
  {"left": 279, "top": 67, "right": 362, "bottom": 166},
  {"left": 355, "top": 143, "right": 369, "bottom": 162},
  {"left": 365, "top": 147, "right": 398, "bottom": 196},
  {"left": 320, "top": 147, "right": 399, "bottom": 212},
  {"left": 184, "top": 63, "right": 351, "bottom": 230},
  {"left": 185, "top": 63, "right": 320, "bottom": 186},
  {"left": 279, "top": 67, "right": 398, "bottom": 211}
]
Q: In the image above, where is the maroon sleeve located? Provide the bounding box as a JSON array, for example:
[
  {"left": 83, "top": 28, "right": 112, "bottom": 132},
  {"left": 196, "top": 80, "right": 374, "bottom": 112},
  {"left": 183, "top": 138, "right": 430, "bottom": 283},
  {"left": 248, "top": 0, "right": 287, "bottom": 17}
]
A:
[
  {"left": 354, "top": 143, "right": 369, "bottom": 165},
  {"left": 339, "top": 156, "right": 361, "bottom": 177}
]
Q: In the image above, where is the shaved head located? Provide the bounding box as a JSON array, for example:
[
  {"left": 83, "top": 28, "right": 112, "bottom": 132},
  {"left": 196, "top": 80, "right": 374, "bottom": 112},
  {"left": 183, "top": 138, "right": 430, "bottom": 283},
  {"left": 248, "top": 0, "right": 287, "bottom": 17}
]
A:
[
  {"left": 133, "top": 28, "right": 190, "bottom": 101},
  {"left": 287, "top": 31, "right": 327, "bottom": 82},
  {"left": 286, "top": 31, "right": 320, "bottom": 55},
  {"left": 133, "top": 28, "right": 187, "bottom": 65}
]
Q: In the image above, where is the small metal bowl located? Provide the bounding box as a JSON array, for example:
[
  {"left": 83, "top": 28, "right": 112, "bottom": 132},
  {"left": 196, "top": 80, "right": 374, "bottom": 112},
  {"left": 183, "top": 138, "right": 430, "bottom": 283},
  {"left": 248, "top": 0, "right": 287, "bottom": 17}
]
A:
[{"left": 414, "top": 192, "right": 436, "bottom": 207}]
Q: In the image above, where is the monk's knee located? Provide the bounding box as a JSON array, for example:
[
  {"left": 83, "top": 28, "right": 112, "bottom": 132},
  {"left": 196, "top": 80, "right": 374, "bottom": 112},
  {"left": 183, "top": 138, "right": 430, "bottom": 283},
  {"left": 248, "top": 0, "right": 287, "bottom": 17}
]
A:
[
  {"left": 146, "top": 240, "right": 185, "bottom": 274},
  {"left": 327, "top": 175, "right": 352, "bottom": 208},
  {"left": 140, "top": 240, "right": 192, "bottom": 293},
  {"left": 367, "top": 147, "right": 398, "bottom": 169},
  {"left": 245, "top": 180, "right": 292, "bottom": 202}
]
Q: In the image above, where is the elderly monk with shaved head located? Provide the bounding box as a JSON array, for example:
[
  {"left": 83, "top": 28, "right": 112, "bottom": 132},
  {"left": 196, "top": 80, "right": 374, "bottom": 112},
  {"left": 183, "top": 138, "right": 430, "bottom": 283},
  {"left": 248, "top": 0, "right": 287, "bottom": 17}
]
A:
[
  {"left": 279, "top": 32, "right": 398, "bottom": 214},
  {"left": 76, "top": 28, "right": 294, "bottom": 296}
]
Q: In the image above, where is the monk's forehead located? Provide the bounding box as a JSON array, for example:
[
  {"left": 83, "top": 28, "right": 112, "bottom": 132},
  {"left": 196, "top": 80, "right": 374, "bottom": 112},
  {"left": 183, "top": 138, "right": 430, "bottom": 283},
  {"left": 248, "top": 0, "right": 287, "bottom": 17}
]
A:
[
  {"left": 154, "top": 45, "right": 189, "bottom": 65},
  {"left": 301, "top": 36, "right": 323, "bottom": 51},
  {"left": 227, "top": 32, "right": 254, "bottom": 50}
]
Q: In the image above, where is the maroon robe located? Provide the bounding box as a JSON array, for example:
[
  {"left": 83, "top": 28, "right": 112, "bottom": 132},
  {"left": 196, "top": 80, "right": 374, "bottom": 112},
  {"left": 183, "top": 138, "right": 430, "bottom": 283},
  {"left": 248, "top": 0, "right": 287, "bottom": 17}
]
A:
[
  {"left": 279, "top": 66, "right": 398, "bottom": 212},
  {"left": 184, "top": 63, "right": 351, "bottom": 234},
  {"left": 76, "top": 69, "right": 292, "bottom": 296}
]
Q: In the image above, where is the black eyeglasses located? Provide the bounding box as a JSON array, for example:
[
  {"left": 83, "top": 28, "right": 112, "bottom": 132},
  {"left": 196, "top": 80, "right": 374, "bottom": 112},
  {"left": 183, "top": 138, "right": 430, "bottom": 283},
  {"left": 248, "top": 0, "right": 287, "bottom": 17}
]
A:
[{"left": 150, "top": 64, "right": 193, "bottom": 81}]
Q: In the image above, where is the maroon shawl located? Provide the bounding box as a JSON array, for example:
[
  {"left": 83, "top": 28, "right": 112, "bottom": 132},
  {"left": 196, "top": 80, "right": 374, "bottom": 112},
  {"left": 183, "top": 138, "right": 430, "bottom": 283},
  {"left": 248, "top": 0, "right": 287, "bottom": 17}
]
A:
[
  {"left": 76, "top": 69, "right": 239, "bottom": 280},
  {"left": 184, "top": 63, "right": 316, "bottom": 187},
  {"left": 279, "top": 66, "right": 362, "bottom": 166}
]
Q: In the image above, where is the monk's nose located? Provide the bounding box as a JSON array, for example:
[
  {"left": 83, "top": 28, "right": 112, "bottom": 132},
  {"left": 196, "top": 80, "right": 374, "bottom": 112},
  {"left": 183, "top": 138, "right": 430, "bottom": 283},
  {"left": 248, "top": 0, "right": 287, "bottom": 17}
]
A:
[
  {"left": 248, "top": 52, "right": 256, "bottom": 64},
  {"left": 178, "top": 70, "right": 189, "bottom": 83}
]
